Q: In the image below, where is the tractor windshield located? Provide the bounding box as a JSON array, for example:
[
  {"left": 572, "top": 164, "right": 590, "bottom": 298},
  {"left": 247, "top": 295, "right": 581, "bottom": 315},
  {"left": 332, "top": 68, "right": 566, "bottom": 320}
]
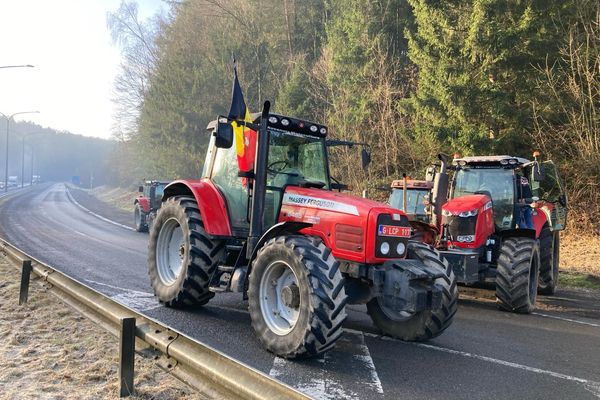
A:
[
  {"left": 266, "top": 129, "right": 329, "bottom": 188},
  {"left": 452, "top": 168, "right": 515, "bottom": 229},
  {"left": 389, "top": 188, "right": 430, "bottom": 222}
]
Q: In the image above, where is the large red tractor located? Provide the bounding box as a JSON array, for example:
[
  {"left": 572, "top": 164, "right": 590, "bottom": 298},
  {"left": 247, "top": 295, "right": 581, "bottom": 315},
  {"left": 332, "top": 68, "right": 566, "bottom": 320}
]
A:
[
  {"left": 147, "top": 102, "right": 458, "bottom": 358},
  {"left": 428, "top": 154, "right": 567, "bottom": 313}
]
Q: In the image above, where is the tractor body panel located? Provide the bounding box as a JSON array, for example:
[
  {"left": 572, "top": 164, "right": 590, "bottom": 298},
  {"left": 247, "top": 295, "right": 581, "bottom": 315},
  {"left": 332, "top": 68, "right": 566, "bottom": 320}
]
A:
[
  {"left": 136, "top": 197, "right": 151, "bottom": 213},
  {"left": 441, "top": 194, "right": 494, "bottom": 249},
  {"left": 279, "top": 187, "right": 411, "bottom": 264}
]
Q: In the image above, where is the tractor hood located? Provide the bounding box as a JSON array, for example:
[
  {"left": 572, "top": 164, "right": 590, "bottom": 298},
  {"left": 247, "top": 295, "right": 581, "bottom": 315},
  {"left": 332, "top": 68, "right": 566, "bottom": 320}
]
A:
[
  {"left": 279, "top": 187, "right": 410, "bottom": 264},
  {"left": 442, "top": 194, "right": 490, "bottom": 215}
]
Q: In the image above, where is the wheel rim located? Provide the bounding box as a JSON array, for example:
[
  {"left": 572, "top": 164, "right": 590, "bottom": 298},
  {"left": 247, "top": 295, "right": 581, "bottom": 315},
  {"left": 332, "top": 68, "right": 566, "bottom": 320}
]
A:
[
  {"left": 135, "top": 207, "right": 141, "bottom": 226},
  {"left": 378, "top": 296, "right": 415, "bottom": 322},
  {"left": 156, "top": 217, "right": 185, "bottom": 285},
  {"left": 259, "top": 261, "right": 301, "bottom": 335}
]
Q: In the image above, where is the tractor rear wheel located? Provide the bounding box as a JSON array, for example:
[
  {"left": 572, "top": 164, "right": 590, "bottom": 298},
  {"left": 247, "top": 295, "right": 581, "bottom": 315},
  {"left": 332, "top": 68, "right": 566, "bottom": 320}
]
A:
[
  {"left": 366, "top": 241, "right": 458, "bottom": 341},
  {"left": 134, "top": 203, "right": 147, "bottom": 232},
  {"left": 538, "top": 226, "right": 559, "bottom": 295},
  {"left": 248, "top": 235, "right": 347, "bottom": 358},
  {"left": 496, "top": 237, "right": 540, "bottom": 313},
  {"left": 148, "top": 196, "right": 225, "bottom": 307}
]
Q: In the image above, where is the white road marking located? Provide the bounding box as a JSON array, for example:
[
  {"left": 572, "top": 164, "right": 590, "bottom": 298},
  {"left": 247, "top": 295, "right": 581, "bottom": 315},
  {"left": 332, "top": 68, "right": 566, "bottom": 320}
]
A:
[
  {"left": 269, "top": 330, "right": 383, "bottom": 399},
  {"left": 532, "top": 312, "right": 600, "bottom": 328},
  {"left": 348, "top": 328, "right": 600, "bottom": 397},
  {"left": 64, "top": 186, "right": 136, "bottom": 232}
]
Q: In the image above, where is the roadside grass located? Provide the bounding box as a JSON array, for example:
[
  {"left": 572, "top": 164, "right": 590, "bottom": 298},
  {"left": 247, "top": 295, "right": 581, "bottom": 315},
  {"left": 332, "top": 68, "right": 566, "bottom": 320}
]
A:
[
  {"left": 0, "top": 255, "right": 197, "bottom": 399},
  {"left": 91, "top": 185, "right": 137, "bottom": 212},
  {"left": 559, "top": 270, "right": 600, "bottom": 291}
]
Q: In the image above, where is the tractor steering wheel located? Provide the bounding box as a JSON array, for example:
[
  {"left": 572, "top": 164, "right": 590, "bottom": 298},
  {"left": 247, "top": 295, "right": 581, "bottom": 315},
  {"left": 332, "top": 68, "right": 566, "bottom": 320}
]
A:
[{"left": 267, "top": 160, "right": 299, "bottom": 177}]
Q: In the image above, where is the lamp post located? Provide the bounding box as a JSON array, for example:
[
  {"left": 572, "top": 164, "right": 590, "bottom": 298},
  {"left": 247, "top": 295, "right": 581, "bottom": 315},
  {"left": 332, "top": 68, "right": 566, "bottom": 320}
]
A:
[
  {"left": 21, "top": 132, "right": 45, "bottom": 188},
  {"left": 1, "top": 111, "right": 40, "bottom": 192}
]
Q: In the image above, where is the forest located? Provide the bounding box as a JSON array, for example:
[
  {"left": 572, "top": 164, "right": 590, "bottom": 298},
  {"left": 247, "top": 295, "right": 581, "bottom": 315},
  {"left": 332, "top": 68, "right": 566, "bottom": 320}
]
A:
[{"left": 107, "top": 0, "right": 599, "bottom": 232}]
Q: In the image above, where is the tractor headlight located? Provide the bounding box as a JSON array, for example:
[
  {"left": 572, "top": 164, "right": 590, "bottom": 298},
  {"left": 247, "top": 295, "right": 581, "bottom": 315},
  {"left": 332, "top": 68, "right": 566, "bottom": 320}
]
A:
[
  {"left": 458, "top": 209, "right": 478, "bottom": 217},
  {"left": 396, "top": 242, "right": 406, "bottom": 255},
  {"left": 380, "top": 242, "right": 390, "bottom": 255},
  {"left": 320, "top": 127, "right": 327, "bottom": 135},
  {"left": 268, "top": 116, "right": 278, "bottom": 124},
  {"left": 281, "top": 118, "right": 290, "bottom": 126},
  {"left": 310, "top": 125, "right": 318, "bottom": 132},
  {"left": 456, "top": 235, "right": 475, "bottom": 243}
]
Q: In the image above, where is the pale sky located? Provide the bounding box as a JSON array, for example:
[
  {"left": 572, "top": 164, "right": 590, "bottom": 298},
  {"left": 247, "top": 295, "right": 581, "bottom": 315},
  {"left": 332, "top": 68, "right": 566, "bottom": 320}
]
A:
[{"left": 0, "top": 0, "right": 165, "bottom": 139}]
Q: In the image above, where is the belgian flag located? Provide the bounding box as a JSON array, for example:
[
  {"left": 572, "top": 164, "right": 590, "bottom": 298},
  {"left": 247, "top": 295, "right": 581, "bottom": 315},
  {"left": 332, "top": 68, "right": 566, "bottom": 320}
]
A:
[{"left": 227, "top": 63, "right": 256, "bottom": 172}]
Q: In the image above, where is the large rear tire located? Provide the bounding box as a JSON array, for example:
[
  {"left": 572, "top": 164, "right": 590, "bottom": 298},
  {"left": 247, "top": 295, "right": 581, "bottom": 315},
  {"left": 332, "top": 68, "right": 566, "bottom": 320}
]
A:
[
  {"left": 366, "top": 241, "right": 458, "bottom": 341},
  {"left": 134, "top": 203, "right": 147, "bottom": 232},
  {"left": 496, "top": 237, "right": 540, "bottom": 313},
  {"left": 538, "top": 226, "right": 559, "bottom": 295},
  {"left": 148, "top": 196, "right": 225, "bottom": 307},
  {"left": 248, "top": 235, "right": 347, "bottom": 358}
]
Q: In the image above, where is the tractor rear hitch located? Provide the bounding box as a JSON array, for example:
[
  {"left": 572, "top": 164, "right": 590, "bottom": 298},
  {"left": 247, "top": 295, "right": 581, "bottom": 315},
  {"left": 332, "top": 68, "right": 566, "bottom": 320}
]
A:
[{"left": 371, "top": 260, "right": 444, "bottom": 313}]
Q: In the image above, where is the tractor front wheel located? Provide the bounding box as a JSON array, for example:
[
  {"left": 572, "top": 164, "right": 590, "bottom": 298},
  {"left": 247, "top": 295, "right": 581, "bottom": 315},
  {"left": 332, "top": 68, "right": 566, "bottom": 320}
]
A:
[
  {"left": 248, "top": 235, "right": 347, "bottom": 358},
  {"left": 134, "top": 203, "right": 147, "bottom": 232},
  {"left": 148, "top": 196, "right": 225, "bottom": 307},
  {"left": 366, "top": 241, "right": 458, "bottom": 341},
  {"left": 538, "top": 226, "right": 560, "bottom": 295},
  {"left": 496, "top": 237, "right": 540, "bottom": 313}
]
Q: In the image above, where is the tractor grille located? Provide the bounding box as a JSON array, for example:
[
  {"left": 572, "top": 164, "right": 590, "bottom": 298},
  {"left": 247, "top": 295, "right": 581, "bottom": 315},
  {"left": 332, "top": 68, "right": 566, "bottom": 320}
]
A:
[{"left": 445, "top": 215, "right": 477, "bottom": 240}]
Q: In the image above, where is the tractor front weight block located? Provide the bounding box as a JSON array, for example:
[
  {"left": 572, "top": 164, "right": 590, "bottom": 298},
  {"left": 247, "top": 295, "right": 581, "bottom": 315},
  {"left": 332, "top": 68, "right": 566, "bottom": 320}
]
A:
[{"left": 371, "top": 260, "right": 444, "bottom": 313}]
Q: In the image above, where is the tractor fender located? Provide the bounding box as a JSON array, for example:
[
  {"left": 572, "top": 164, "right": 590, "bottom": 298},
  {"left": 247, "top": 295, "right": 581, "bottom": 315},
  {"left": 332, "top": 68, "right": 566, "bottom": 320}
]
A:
[
  {"left": 247, "top": 221, "right": 312, "bottom": 271},
  {"left": 162, "top": 179, "right": 232, "bottom": 236},
  {"left": 135, "top": 197, "right": 151, "bottom": 213}
]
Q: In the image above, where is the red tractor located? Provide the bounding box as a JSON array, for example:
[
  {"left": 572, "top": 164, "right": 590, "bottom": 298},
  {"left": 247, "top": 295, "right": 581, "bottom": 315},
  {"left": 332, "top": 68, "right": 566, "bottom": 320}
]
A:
[
  {"left": 134, "top": 180, "right": 170, "bottom": 232},
  {"left": 147, "top": 102, "right": 458, "bottom": 358},
  {"left": 426, "top": 153, "right": 568, "bottom": 313}
]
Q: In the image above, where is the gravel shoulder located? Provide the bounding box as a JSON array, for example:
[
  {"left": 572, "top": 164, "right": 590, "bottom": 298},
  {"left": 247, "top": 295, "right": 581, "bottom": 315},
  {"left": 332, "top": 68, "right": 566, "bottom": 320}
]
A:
[{"left": 0, "top": 254, "right": 198, "bottom": 399}]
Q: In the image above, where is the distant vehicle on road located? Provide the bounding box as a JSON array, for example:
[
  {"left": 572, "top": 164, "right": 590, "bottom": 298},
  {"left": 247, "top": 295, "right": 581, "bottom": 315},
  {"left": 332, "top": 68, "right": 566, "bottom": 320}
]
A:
[
  {"left": 7, "top": 176, "right": 18, "bottom": 188},
  {"left": 134, "top": 180, "right": 170, "bottom": 232},
  {"left": 0, "top": 182, "right": 4, "bottom": 189},
  {"left": 32, "top": 175, "right": 42, "bottom": 184}
]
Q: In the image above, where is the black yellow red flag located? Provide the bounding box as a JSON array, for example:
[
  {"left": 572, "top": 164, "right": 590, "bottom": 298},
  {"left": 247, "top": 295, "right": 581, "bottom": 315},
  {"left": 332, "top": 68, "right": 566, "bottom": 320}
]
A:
[{"left": 227, "top": 63, "right": 255, "bottom": 172}]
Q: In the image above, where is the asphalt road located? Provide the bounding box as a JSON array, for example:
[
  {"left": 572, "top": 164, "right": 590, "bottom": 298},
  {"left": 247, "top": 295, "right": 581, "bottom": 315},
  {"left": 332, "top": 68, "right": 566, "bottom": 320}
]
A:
[{"left": 1, "top": 183, "right": 599, "bottom": 399}]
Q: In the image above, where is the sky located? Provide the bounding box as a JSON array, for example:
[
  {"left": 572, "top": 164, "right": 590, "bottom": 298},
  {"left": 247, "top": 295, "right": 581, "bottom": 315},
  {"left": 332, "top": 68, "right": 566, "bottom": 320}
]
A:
[{"left": 0, "top": 0, "right": 165, "bottom": 139}]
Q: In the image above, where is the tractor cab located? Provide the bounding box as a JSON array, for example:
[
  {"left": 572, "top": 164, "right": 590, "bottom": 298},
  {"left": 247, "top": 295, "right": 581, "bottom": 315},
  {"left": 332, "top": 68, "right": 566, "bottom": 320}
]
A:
[{"left": 389, "top": 179, "right": 433, "bottom": 224}]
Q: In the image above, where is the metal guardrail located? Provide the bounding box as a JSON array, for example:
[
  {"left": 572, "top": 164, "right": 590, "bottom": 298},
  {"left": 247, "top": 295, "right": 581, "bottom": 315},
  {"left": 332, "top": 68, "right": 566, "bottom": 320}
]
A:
[{"left": 0, "top": 238, "right": 308, "bottom": 399}]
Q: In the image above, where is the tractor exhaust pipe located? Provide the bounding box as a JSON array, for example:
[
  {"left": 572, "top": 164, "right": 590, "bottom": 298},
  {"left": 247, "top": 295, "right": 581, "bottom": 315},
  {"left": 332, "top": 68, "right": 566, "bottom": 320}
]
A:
[
  {"left": 247, "top": 101, "right": 271, "bottom": 258},
  {"left": 431, "top": 153, "right": 449, "bottom": 229}
]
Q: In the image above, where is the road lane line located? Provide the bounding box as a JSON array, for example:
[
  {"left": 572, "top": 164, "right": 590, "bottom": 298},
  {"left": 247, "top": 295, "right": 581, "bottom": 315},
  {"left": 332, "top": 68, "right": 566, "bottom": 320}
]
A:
[
  {"left": 269, "top": 330, "right": 383, "bottom": 399},
  {"left": 348, "top": 328, "right": 600, "bottom": 397},
  {"left": 532, "top": 312, "right": 600, "bottom": 328},
  {"left": 64, "top": 186, "right": 135, "bottom": 232}
]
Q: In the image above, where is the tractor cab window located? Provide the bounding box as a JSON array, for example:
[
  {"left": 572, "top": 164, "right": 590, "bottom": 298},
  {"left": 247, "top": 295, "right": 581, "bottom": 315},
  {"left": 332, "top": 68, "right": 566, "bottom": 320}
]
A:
[
  {"left": 452, "top": 168, "right": 515, "bottom": 229},
  {"left": 531, "top": 161, "right": 562, "bottom": 202},
  {"left": 263, "top": 129, "right": 329, "bottom": 226},
  {"left": 389, "top": 189, "right": 429, "bottom": 222}
]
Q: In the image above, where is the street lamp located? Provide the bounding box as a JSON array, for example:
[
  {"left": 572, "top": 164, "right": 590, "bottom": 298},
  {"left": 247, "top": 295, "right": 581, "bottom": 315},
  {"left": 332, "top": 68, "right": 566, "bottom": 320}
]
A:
[
  {"left": 21, "top": 132, "right": 46, "bottom": 188},
  {"left": 0, "top": 111, "right": 40, "bottom": 192}
]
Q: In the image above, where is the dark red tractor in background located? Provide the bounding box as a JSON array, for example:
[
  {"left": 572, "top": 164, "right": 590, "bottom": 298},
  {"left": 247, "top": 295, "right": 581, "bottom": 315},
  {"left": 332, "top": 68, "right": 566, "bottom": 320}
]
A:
[
  {"left": 146, "top": 100, "right": 458, "bottom": 359},
  {"left": 134, "top": 180, "right": 170, "bottom": 232},
  {"left": 417, "top": 153, "right": 567, "bottom": 313}
]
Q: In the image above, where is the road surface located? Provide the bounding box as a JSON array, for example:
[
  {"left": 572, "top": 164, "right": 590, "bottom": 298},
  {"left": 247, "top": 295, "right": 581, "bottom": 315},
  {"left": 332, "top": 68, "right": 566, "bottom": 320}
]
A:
[{"left": 1, "top": 183, "right": 599, "bottom": 399}]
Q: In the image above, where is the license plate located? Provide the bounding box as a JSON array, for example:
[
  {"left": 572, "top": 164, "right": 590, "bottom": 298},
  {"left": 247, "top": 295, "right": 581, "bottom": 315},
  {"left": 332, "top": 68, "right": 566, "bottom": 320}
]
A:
[{"left": 378, "top": 225, "right": 411, "bottom": 237}]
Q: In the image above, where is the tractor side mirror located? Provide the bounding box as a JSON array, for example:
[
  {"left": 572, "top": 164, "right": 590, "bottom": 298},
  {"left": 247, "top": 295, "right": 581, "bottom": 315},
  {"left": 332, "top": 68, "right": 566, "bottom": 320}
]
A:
[
  {"left": 533, "top": 163, "right": 546, "bottom": 182},
  {"left": 215, "top": 119, "right": 234, "bottom": 149},
  {"left": 138, "top": 185, "right": 143, "bottom": 193},
  {"left": 361, "top": 148, "right": 371, "bottom": 171}
]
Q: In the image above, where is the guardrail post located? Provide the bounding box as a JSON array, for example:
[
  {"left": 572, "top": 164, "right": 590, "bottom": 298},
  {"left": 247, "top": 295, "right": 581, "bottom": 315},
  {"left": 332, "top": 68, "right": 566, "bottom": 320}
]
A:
[
  {"left": 119, "top": 317, "right": 136, "bottom": 397},
  {"left": 19, "top": 259, "right": 32, "bottom": 305}
]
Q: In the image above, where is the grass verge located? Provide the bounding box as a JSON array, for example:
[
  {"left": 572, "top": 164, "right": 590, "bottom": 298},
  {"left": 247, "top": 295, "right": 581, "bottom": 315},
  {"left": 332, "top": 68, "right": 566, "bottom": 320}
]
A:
[
  {"left": 0, "top": 254, "right": 197, "bottom": 399},
  {"left": 559, "top": 270, "right": 600, "bottom": 291}
]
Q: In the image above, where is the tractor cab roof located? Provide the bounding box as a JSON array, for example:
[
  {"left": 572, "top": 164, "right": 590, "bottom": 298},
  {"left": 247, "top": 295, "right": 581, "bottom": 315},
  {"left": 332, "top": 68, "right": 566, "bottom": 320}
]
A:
[
  {"left": 391, "top": 179, "right": 433, "bottom": 190},
  {"left": 207, "top": 113, "right": 328, "bottom": 138},
  {"left": 452, "top": 155, "right": 530, "bottom": 168},
  {"left": 144, "top": 180, "right": 170, "bottom": 186}
]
